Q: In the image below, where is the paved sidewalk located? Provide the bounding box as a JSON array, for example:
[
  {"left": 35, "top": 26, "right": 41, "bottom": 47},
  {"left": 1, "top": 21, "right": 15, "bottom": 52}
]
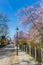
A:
[
  {"left": 15, "top": 46, "right": 43, "bottom": 65},
  {"left": 0, "top": 51, "right": 20, "bottom": 65},
  {"left": 0, "top": 44, "right": 20, "bottom": 65},
  {"left": 18, "top": 51, "right": 38, "bottom": 65},
  {"left": 14, "top": 47, "right": 39, "bottom": 65},
  {"left": 10, "top": 52, "right": 20, "bottom": 65},
  {"left": 0, "top": 44, "right": 42, "bottom": 65}
]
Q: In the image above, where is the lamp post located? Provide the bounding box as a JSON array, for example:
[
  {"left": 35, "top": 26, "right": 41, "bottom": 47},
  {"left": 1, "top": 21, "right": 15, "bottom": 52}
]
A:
[{"left": 16, "top": 27, "right": 19, "bottom": 55}]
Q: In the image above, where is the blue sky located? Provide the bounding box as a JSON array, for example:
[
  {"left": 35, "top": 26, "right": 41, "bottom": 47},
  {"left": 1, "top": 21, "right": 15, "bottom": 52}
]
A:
[{"left": 0, "top": 0, "right": 39, "bottom": 38}]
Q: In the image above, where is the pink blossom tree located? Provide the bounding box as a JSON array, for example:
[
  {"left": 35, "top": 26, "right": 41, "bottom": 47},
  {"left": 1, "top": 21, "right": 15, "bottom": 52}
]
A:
[{"left": 16, "top": 0, "right": 43, "bottom": 43}]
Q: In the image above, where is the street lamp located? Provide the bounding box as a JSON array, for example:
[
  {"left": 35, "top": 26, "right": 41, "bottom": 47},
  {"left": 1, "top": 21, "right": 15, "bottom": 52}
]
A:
[{"left": 16, "top": 27, "right": 19, "bottom": 55}]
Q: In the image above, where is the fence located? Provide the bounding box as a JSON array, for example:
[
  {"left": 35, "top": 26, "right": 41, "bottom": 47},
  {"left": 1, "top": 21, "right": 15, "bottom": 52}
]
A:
[{"left": 19, "top": 44, "right": 42, "bottom": 63}]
